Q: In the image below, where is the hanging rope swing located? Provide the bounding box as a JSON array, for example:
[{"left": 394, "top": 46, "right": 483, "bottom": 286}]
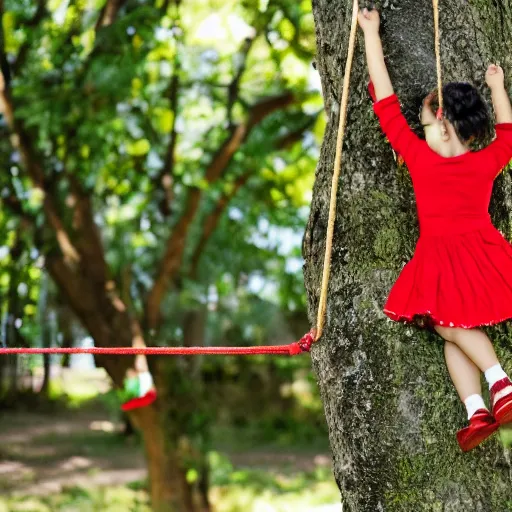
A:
[
  {"left": 433, "top": 0, "right": 444, "bottom": 119},
  {"left": 315, "top": 0, "right": 359, "bottom": 342},
  {"left": 2, "top": 0, "right": 442, "bottom": 357}
]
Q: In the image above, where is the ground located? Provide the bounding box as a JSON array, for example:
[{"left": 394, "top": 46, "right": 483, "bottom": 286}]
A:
[{"left": 0, "top": 369, "right": 340, "bottom": 512}]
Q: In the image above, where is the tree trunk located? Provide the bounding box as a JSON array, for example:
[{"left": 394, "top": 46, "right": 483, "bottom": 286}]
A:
[
  {"left": 39, "top": 274, "right": 51, "bottom": 396},
  {"left": 131, "top": 404, "right": 195, "bottom": 512},
  {"left": 57, "top": 305, "right": 74, "bottom": 369},
  {"left": 306, "top": 1, "right": 512, "bottom": 511},
  {"left": 46, "top": 260, "right": 197, "bottom": 510},
  {"left": 183, "top": 308, "right": 212, "bottom": 512},
  {"left": 40, "top": 324, "right": 51, "bottom": 396}
]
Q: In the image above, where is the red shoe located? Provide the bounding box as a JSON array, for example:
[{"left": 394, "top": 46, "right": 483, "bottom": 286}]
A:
[
  {"left": 456, "top": 409, "right": 499, "bottom": 452},
  {"left": 491, "top": 377, "right": 512, "bottom": 425},
  {"left": 121, "top": 389, "right": 157, "bottom": 412}
]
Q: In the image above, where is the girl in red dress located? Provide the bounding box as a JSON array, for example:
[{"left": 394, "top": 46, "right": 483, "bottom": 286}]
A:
[{"left": 359, "top": 7, "right": 512, "bottom": 451}]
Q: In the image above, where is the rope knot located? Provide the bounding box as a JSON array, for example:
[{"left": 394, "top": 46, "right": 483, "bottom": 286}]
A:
[{"left": 297, "top": 331, "right": 314, "bottom": 353}]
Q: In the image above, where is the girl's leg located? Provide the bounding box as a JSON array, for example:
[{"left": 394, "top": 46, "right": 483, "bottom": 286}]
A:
[
  {"left": 444, "top": 340, "right": 501, "bottom": 451},
  {"left": 444, "top": 340, "right": 489, "bottom": 423},
  {"left": 444, "top": 340, "right": 482, "bottom": 402},
  {"left": 435, "top": 326, "right": 499, "bottom": 372},
  {"left": 436, "top": 325, "right": 512, "bottom": 425}
]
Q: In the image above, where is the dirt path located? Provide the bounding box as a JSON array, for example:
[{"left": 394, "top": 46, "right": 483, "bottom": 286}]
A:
[
  {"left": 0, "top": 405, "right": 146, "bottom": 496},
  {"left": 0, "top": 404, "right": 332, "bottom": 498}
]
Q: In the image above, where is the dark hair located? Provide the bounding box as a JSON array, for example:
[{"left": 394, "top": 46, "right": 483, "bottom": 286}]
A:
[{"left": 442, "top": 82, "right": 491, "bottom": 142}]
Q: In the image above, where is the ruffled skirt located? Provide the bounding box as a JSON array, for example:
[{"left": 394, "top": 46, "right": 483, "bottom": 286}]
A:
[{"left": 384, "top": 226, "right": 512, "bottom": 328}]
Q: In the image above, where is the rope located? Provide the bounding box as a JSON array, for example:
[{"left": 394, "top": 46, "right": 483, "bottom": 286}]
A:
[
  {"left": 315, "top": 0, "right": 359, "bottom": 341},
  {"left": 0, "top": 332, "right": 316, "bottom": 357},
  {"left": 433, "top": 0, "right": 443, "bottom": 118}
]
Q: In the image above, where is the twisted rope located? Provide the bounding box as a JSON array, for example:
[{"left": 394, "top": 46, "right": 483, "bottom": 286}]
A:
[
  {"left": 315, "top": 0, "right": 359, "bottom": 341},
  {"left": 0, "top": 332, "right": 316, "bottom": 357},
  {"left": 433, "top": 0, "right": 443, "bottom": 118}
]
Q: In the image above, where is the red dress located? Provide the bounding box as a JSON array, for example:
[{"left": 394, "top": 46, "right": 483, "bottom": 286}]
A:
[{"left": 374, "top": 94, "right": 512, "bottom": 328}]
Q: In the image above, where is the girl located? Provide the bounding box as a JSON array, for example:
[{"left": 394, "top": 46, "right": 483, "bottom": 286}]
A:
[{"left": 358, "top": 7, "right": 512, "bottom": 452}]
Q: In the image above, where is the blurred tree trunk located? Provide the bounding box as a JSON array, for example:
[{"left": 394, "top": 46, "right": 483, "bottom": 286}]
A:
[
  {"left": 131, "top": 405, "right": 195, "bottom": 512},
  {"left": 47, "top": 264, "right": 211, "bottom": 510},
  {"left": 0, "top": 331, "right": 5, "bottom": 397},
  {"left": 7, "top": 326, "right": 18, "bottom": 398},
  {"left": 47, "top": 290, "right": 197, "bottom": 511},
  {"left": 6, "top": 231, "right": 24, "bottom": 399},
  {"left": 305, "top": 1, "right": 512, "bottom": 510},
  {"left": 182, "top": 308, "right": 212, "bottom": 512},
  {"left": 40, "top": 323, "right": 51, "bottom": 396},
  {"left": 57, "top": 304, "right": 74, "bottom": 369},
  {"left": 121, "top": 412, "right": 135, "bottom": 437},
  {"left": 40, "top": 274, "right": 51, "bottom": 396},
  {"left": 129, "top": 308, "right": 210, "bottom": 512}
]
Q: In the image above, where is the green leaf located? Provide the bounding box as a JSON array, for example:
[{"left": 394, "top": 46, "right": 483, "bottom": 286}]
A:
[{"left": 126, "top": 139, "right": 151, "bottom": 156}]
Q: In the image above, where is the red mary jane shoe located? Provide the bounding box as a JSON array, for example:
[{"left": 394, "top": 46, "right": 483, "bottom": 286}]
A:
[
  {"left": 456, "top": 409, "right": 499, "bottom": 452},
  {"left": 491, "top": 377, "right": 512, "bottom": 425}
]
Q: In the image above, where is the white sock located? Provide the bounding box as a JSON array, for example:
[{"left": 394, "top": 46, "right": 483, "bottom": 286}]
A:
[
  {"left": 484, "top": 364, "right": 508, "bottom": 389},
  {"left": 464, "top": 394, "right": 487, "bottom": 420}
]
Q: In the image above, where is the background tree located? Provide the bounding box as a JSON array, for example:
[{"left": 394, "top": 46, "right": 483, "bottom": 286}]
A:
[
  {"left": 305, "top": 0, "right": 512, "bottom": 510},
  {"left": 0, "top": 0, "right": 320, "bottom": 510},
  {"left": 0, "top": 217, "right": 41, "bottom": 401}
]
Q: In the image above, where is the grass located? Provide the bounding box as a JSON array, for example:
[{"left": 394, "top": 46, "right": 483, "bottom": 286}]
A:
[
  {"left": 47, "top": 369, "right": 112, "bottom": 408},
  {"left": 0, "top": 486, "right": 151, "bottom": 512},
  {"left": 0, "top": 461, "right": 340, "bottom": 512},
  {"left": 209, "top": 454, "right": 340, "bottom": 512}
]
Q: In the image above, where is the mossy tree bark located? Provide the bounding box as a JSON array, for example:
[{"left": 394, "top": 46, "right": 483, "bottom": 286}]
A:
[{"left": 305, "top": 1, "right": 512, "bottom": 510}]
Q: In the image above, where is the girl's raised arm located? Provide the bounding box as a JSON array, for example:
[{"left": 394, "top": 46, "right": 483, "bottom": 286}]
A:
[
  {"left": 358, "top": 8, "right": 394, "bottom": 100},
  {"left": 487, "top": 65, "right": 512, "bottom": 124},
  {"left": 359, "top": 8, "right": 425, "bottom": 167}
]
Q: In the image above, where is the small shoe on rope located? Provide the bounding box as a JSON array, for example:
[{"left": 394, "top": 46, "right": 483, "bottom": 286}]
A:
[
  {"left": 121, "top": 389, "right": 157, "bottom": 412},
  {"left": 491, "top": 377, "right": 512, "bottom": 425},
  {"left": 456, "top": 409, "right": 499, "bottom": 452}
]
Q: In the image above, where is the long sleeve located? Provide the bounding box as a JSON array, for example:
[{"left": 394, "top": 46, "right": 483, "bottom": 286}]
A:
[
  {"left": 373, "top": 94, "right": 425, "bottom": 168},
  {"left": 483, "top": 123, "right": 512, "bottom": 178}
]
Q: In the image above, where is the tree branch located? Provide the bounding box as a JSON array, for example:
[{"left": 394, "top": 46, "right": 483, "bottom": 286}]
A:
[
  {"left": 45, "top": 253, "right": 136, "bottom": 385},
  {"left": 245, "top": 92, "right": 294, "bottom": 130},
  {"left": 152, "top": 0, "right": 185, "bottom": 217},
  {"left": 76, "top": 0, "right": 130, "bottom": 81},
  {"left": 205, "top": 92, "right": 294, "bottom": 183},
  {"left": 95, "top": 0, "right": 129, "bottom": 30},
  {"left": 0, "top": 69, "right": 79, "bottom": 264},
  {"left": 153, "top": 7, "right": 182, "bottom": 218},
  {"left": 145, "top": 187, "right": 201, "bottom": 329},
  {"left": 157, "top": 65, "right": 180, "bottom": 217},
  {"left": 145, "top": 92, "right": 294, "bottom": 329},
  {"left": 188, "top": 114, "right": 316, "bottom": 277},
  {"left": 189, "top": 172, "right": 251, "bottom": 278},
  {"left": 0, "top": 4, "right": 79, "bottom": 265},
  {"left": 67, "top": 173, "right": 108, "bottom": 284},
  {"left": 275, "top": 112, "right": 320, "bottom": 149},
  {"left": 227, "top": 36, "right": 255, "bottom": 127},
  {"left": 43, "top": 0, "right": 129, "bottom": 271}
]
